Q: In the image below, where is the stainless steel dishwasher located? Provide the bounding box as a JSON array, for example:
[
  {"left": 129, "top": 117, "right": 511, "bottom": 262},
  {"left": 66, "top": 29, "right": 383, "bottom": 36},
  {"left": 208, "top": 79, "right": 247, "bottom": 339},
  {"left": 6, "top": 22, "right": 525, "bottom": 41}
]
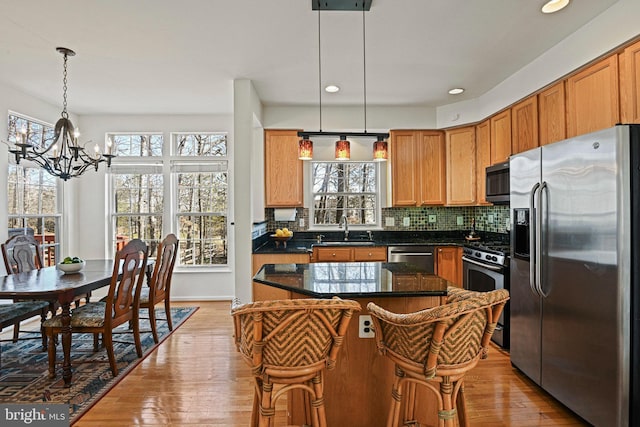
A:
[{"left": 387, "top": 246, "right": 435, "bottom": 273}]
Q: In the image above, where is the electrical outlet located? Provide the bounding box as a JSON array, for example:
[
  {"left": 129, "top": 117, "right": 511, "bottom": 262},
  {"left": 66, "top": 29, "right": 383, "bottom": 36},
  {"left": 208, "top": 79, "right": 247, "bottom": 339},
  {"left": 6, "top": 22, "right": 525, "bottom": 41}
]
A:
[
  {"left": 403, "top": 217, "right": 410, "bottom": 227},
  {"left": 457, "top": 216, "right": 464, "bottom": 226},
  {"left": 359, "top": 315, "right": 375, "bottom": 338},
  {"left": 428, "top": 215, "right": 437, "bottom": 223},
  {"left": 385, "top": 217, "right": 395, "bottom": 227},
  {"left": 488, "top": 214, "right": 494, "bottom": 224},
  {"left": 299, "top": 218, "right": 305, "bottom": 227}
]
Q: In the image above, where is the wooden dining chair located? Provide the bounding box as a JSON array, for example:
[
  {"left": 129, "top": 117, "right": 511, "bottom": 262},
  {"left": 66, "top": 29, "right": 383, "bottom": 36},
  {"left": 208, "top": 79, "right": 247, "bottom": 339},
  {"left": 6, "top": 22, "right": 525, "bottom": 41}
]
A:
[
  {"left": 367, "top": 287, "right": 509, "bottom": 427},
  {"left": 1, "top": 235, "right": 51, "bottom": 349},
  {"left": 138, "top": 234, "right": 179, "bottom": 343},
  {"left": 43, "top": 239, "right": 149, "bottom": 377},
  {"left": 232, "top": 297, "right": 361, "bottom": 427}
]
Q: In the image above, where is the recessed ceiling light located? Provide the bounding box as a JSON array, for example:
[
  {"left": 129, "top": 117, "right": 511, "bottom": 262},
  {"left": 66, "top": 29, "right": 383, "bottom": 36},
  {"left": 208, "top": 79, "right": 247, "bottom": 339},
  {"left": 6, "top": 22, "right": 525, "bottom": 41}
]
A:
[
  {"left": 541, "top": 0, "right": 570, "bottom": 14},
  {"left": 448, "top": 88, "right": 465, "bottom": 95},
  {"left": 325, "top": 85, "right": 340, "bottom": 93}
]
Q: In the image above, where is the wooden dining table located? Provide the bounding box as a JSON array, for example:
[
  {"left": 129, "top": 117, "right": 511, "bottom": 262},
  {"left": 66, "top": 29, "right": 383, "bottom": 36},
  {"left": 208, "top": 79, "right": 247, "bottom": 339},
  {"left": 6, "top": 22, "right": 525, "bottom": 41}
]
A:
[{"left": 0, "top": 259, "right": 152, "bottom": 386}]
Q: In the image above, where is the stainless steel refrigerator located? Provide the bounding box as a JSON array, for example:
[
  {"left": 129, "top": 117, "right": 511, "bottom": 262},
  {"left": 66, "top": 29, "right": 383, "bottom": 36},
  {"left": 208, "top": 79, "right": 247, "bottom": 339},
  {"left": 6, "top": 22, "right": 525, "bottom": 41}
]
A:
[{"left": 510, "top": 125, "right": 640, "bottom": 427}]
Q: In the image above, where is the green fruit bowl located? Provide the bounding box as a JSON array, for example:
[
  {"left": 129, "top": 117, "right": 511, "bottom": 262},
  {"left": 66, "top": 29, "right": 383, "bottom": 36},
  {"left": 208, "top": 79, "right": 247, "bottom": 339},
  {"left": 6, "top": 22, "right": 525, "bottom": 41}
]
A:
[{"left": 58, "top": 260, "right": 85, "bottom": 274}]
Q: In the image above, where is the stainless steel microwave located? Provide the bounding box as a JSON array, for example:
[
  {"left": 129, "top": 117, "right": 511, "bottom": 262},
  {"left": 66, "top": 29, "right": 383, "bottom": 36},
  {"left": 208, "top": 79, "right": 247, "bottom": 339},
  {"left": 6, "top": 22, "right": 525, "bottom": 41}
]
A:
[{"left": 486, "top": 162, "right": 509, "bottom": 204}]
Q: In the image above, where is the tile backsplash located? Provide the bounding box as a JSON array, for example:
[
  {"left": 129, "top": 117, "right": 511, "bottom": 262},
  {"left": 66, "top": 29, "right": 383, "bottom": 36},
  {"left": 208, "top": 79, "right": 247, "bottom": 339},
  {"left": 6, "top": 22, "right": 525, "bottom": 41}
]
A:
[{"left": 264, "top": 205, "right": 510, "bottom": 234}]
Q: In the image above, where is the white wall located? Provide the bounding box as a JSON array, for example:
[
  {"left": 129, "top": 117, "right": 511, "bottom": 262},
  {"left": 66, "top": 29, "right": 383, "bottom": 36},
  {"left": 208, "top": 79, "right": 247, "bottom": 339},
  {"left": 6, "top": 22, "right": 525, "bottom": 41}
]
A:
[
  {"left": 264, "top": 105, "right": 437, "bottom": 130},
  {"left": 233, "top": 79, "right": 264, "bottom": 303},
  {"left": 76, "top": 113, "right": 235, "bottom": 300}
]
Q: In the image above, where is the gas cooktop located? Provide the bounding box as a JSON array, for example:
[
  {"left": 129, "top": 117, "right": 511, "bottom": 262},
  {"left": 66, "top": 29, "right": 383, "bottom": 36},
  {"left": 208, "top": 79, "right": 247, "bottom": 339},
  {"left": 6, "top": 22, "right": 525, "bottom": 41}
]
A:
[{"left": 463, "top": 241, "right": 510, "bottom": 266}]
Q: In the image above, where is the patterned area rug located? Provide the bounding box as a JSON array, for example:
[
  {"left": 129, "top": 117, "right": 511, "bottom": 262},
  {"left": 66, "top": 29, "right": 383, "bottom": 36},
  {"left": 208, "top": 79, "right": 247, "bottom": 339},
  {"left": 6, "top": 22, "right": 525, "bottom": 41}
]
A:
[{"left": 0, "top": 307, "right": 198, "bottom": 424}]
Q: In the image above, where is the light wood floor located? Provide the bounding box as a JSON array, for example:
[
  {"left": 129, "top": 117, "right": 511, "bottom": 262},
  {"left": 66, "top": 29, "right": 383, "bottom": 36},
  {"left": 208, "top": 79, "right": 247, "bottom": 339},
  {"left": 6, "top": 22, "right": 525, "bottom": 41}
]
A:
[{"left": 46, "top": 301, "right": 589, "bottom": 426}]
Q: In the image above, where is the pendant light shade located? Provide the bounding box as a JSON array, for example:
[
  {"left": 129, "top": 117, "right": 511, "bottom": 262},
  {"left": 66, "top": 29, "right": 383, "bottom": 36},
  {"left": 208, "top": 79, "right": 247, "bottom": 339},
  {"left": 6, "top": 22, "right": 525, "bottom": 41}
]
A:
[
  {"left": 373, "top": 139, "right": 388, "bottom": 161},
  {"left": 335, "top": 138, "right": 351, "bottom": 160},
  {"left": 298, "top": 138, "right": 313, "bottom": 160}
]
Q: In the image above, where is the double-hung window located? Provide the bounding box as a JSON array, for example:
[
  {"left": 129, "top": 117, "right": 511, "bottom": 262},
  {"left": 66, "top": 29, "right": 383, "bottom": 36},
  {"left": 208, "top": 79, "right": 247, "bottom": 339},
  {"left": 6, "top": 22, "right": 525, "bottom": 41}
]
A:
[
  {"left": 311, "top": 161, "right": 379, "bottom": 228},
  {"left": 108, "top": 132, "right": 228, "bottom": 267},
  {"left": 6, "top": 113, "right": 60, "bottom": 266}
]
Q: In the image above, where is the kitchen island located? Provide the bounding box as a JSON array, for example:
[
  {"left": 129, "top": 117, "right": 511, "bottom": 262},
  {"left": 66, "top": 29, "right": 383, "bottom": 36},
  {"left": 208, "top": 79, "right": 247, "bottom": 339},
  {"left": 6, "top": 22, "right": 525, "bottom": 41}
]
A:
[{"left": 252, "top": 262, "right": 454, "bottom": 427}]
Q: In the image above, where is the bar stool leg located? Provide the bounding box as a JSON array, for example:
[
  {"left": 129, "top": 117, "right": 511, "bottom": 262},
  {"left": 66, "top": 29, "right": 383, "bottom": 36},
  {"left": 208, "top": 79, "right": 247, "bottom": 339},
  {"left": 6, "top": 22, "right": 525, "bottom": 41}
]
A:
[
  {"left": 388, "top": 365, "right": 405, "bottom": 427},
  {"left": 311, "top": 373, "right": 327, "bottom": 427}
]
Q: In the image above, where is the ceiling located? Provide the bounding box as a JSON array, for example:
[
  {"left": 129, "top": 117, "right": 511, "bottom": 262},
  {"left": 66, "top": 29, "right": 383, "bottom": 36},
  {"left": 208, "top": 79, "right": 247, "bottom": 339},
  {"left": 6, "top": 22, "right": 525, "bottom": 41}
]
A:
[{"left": 0, "top": 0, "right": 620, "bottom": 115}]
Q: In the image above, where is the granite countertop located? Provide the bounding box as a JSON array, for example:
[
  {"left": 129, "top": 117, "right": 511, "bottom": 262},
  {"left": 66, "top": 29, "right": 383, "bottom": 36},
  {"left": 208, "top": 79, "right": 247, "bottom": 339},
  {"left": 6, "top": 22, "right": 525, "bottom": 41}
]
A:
[
  {"left": 253, "top": 262, "right": 451, "bottom": 298},
  {"left": 252, "top": 230, "right": 508, "bottom": 254}
]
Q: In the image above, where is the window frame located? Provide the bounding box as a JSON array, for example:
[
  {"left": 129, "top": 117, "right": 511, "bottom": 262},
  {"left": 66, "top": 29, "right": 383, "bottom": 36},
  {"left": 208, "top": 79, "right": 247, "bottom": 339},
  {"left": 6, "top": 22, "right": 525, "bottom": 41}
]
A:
[
  {"left": 6, "top": 112, "right": 62, "bottom": 266},
  {"left": 107, "top": 131, "right": 230, "bottom": 271},
  {"left": 308, "top": 160, "right": 381, "bottom": 231}
]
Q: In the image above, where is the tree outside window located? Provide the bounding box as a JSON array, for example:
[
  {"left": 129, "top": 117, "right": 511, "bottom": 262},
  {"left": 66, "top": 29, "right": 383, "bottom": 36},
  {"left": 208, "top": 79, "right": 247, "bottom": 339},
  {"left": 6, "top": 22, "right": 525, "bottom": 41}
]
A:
[
  {"left": 311, "top": 161, "right": 378, "bottom": 227},
  {"left": 108, "top": 132, "right": 229, "bottom": 267},
  {"left": 6, "top": 113, "right": 60, "bottom": 266}
]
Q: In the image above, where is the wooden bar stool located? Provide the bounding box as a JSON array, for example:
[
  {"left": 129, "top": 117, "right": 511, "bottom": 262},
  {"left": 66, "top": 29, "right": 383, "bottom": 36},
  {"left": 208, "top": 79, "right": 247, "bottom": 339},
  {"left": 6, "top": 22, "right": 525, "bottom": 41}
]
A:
[
  {"left": 368, "top": 287, "right": 509, "bottom": 427},
  {"left": 232, "top": 297, "right": 361, "bottom": 427}
]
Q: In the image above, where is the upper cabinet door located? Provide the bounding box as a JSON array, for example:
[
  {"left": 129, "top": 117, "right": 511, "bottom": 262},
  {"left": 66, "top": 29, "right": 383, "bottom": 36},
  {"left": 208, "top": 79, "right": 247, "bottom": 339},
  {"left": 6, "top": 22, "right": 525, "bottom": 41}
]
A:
[
  {"left": 446, "top": 126, "right": 476, "bottom": 206},
  {"left": 264, "top": 129, "right": 304, "bottom": 207},
  {"left": 490, "top": 109, "right": 512, "bottom": 165},
  {"left": 475, "top": 120, "right": 491, "bottom": 206},
  {"left": 621, "top": 39, "right": 640, "bottom": 124},
  {"left": 566, "top": 55, "right": 619, "bottom": 138},
  {"left": 417, "top": 131, "right": 446, "bottom": 206},
  {"left": 511, "top": 95, "right": 539, "bottom": 154},
  {"left": 539, "top": 81, "right": 567, "bottom": 146},
  {"left": 390, "top": 130, "right": 419, "bottom": 206}
]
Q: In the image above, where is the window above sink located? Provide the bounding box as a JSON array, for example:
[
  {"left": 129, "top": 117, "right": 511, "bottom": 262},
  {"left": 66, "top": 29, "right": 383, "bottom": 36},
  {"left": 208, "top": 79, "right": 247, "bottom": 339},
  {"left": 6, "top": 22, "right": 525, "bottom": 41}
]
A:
[{"left": 310, "top": 161, "right": 380, "bottom": 230}]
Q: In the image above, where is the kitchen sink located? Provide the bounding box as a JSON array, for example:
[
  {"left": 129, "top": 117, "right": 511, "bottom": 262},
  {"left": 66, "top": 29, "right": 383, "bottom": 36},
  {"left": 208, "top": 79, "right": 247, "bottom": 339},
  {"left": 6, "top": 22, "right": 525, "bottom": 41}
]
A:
[{"left": 314, "top": 241, "right": 375, "bottom": 246}]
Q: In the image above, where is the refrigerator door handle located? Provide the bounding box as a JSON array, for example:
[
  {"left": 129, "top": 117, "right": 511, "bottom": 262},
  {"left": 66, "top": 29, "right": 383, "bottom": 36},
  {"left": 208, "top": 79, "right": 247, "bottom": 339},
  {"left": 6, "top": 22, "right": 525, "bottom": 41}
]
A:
[
  {"left": 537, "top": 181, "right": 548, "bottom": 298},
  {"left": 529, "top": 182, "right": 541, "bottom": 297}
]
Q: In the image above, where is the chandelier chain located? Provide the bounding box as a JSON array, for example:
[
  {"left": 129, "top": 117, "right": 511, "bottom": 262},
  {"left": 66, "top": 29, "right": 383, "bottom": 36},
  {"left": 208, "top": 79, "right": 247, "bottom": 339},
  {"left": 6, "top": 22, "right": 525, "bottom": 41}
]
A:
[{"left": 62, "top": 51, "right": 69, "bottom": 118}]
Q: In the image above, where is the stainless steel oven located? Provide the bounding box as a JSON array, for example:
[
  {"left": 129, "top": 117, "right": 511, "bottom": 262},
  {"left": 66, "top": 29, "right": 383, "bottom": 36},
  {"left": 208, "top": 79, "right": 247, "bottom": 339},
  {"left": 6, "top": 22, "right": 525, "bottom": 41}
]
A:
[{"left": 462, "top": 243, "right": 510, "bottom": 348}]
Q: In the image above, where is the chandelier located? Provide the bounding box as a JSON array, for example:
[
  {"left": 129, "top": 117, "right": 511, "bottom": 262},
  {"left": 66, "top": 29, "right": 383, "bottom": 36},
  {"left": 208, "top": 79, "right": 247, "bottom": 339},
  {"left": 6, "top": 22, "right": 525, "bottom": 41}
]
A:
[{"left": 6, "top": 47, "right": 115, "bottom": 181}]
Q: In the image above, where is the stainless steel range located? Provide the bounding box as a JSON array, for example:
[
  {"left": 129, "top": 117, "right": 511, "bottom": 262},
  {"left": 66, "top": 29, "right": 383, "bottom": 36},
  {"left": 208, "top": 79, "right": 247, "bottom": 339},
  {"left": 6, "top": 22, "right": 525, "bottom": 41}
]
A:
[{"left": 462, "top": 241, "right": 510, "bottom": 348}]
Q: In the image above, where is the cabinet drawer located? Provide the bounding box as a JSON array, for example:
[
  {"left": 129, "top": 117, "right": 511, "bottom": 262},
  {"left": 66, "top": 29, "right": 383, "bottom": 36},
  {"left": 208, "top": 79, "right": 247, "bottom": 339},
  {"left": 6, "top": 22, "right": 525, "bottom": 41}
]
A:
[
  {"left": 353, "top": 247, "right": 387, "bottom": 262},
  {"left": 314, "top": 247, "right": 353, "bottom": 262}
]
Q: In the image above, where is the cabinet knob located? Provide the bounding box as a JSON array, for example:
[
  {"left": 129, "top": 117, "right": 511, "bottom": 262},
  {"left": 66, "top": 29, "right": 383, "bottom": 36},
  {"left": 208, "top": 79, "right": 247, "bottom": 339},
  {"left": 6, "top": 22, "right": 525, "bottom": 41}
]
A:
[
  {"left": 368, "top": 253, "right": 373, "bottom": 257},
  {"left": 332, "top": 253, "right": 336, "bottom": 257}
]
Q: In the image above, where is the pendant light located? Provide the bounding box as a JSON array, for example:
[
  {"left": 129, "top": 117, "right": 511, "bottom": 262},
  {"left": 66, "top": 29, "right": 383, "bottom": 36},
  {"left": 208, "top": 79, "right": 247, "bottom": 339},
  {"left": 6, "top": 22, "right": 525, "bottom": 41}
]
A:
[
  {"left": 297, "top": 1, "right": 388, "bottom": 160},
  {"left": 335, "top": 136, "right": 350, "bottom": 159},
  {"left": 361, "top": 5, "right": 387, "bottom": 162},
  {"left": 298, "top": 7, "right": 323, "bottom": 160}
]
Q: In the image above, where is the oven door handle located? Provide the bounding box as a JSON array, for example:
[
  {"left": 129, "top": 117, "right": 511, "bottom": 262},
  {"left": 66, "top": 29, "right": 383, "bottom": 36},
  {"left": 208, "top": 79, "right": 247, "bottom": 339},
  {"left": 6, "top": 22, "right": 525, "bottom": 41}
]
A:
[
  {"left": 389, "top": 252, "right": 433, "bottom": 256},
  {"left": 462, "top": 256, "right": 503, "bottom": 272}
]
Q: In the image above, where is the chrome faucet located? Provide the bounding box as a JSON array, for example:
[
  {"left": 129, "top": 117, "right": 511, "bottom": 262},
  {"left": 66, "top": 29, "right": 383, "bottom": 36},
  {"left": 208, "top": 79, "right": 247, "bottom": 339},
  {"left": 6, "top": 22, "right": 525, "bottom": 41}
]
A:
[{"left": 339, "top": 215, "right": 349, "bottom": 240}]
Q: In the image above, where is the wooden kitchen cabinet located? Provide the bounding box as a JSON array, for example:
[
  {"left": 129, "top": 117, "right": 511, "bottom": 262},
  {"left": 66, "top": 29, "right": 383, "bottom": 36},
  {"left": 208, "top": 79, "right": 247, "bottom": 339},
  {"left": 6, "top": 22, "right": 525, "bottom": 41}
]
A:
[
  {"left": 353, "top": 246, "right": 387, "bottom": 261},
  {"left": 312, "top": 247, "right": 353, "bottom": 262},
  {"left": 390, "top": 130, "right": 446, "bottom": 206},
  {"left": 264, "top": 129, "right": 304, "bottom": 207},
  {"left": 538, "top": 81, "right": 567, "bottom": 146},
  {"left": 621, "top": 39, "right": 640, "bottom": 124},
  {"left": 475, "top": 120, "right": 491, "bottom": 206},
  {"left": 445, "top": 126, "right": 476, "bottom": 206},
  {"left": 436, "top": 246, "right": 462, "bottom": 287},
  {"left": 311, "top": 246, "right": 387, "bottom": 263},
  {"left": 490, "top": 109, "right": 512, "bottom": 164},
  {"left": 511, "top": 95, "right": 539, "bottom": 154},
  {"left": 566, "top": 55, "right": 619, "bottom": 138}
]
